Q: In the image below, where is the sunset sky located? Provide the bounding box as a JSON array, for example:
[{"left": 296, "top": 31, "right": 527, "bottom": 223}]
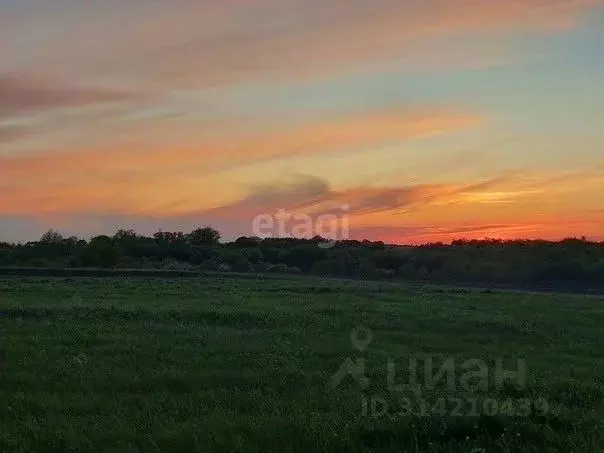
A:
[{"left": 1, "top": 0, "right": 603, "bottom": 244}]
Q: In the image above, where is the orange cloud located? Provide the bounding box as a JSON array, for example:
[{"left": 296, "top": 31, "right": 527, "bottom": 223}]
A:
[
  {"left": 175, "top": 170, "right": 604, "bottom": 243},
  {"left": 6, "top": 0, "right": 601, "bottom": 89},
  {"left": 1, "top": 170, "right": 602, "bottom": 243},
  {"left": 0, "top": 109, "right": 481, "bottom": 214}
]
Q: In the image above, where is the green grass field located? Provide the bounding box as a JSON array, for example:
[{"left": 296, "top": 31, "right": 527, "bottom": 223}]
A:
[{"left": 0, "top": 276, "right": 603, "bottom": 452}]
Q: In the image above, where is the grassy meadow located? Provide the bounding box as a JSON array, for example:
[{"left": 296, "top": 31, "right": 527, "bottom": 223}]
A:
[{"left": 0, "top": 276, "right": 603, "bottom": 452}]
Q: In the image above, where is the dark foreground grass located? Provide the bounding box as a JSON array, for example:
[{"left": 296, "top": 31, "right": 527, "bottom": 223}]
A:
[{"left": 0, "top": 276, "right": 603, "bottom": 452}]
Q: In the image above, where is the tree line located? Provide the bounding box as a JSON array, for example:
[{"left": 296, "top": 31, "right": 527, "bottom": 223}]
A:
[{"left": 1, "top": 227, "right": 603, "bottom": 286}]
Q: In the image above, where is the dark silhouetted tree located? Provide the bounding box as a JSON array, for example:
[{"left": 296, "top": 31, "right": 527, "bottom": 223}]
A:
[
  {"left": 188, "top": 227, "right": 220, "bottom": 246},
  {"left": 83, "top": 236, "right": 120, "bottom": 268},
  {"left": 39, "top": 229, "right": 64, "bottom": 244}
]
